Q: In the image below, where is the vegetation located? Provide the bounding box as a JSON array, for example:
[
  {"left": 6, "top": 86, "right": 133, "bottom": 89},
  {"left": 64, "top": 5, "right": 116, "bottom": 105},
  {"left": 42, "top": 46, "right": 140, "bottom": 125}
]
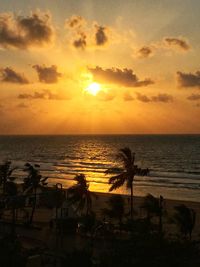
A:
[
  {"left": 23, "top": 163, "right": 48, "bottom": 225},
  {"left": 173, "top": 204, "right": 196, "bottom": 240},
  {"left": 141, "top": 194, "right": 164, "bottom": 236},
  {"left": 0, "top": 148, "right": 199, "bottom": 266},
  {"left": 102, "top": 194, "right": 125, "bottom": 225},
  {"left": 106, "top": 147, "right": 149, "bottom": 219},
  {"left": 0, "top": 161, "right": 17, "bottom": 194},
  {"left": 68, "top": 174, "right": 97, "bottom": 215}
]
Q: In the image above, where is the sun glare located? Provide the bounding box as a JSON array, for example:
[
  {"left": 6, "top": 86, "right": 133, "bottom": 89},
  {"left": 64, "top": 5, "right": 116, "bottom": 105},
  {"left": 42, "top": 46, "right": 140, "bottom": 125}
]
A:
[{"left": 84, "top": 82, "right": 101, "bottom": 96}]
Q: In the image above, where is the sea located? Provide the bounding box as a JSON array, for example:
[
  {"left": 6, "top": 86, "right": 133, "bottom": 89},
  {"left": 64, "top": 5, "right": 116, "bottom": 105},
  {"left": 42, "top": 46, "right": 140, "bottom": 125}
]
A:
[{"left": 0, "top": 135, "right": 200, "bottom": 202}]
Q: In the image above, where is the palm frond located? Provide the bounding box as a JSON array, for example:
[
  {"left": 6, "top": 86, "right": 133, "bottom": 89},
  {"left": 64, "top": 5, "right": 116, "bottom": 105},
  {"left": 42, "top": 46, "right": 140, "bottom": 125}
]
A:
[
  {"left": 109, "top": 177, "right": 126, "bottom": 191},
  {"left": 108, "top": 173, "right": 125, "bottom": 184},
  {"left": 105, "top": 167, "right": 123, "bottom": 174}
]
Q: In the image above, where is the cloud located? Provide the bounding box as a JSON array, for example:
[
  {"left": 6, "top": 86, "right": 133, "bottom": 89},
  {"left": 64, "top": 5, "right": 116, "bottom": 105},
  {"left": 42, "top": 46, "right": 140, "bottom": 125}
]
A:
[
  {"left": 65, "top": 15, "right": 87, "bottom": 29},
  {"left": 0, "top": 11, "right": 54, "bottom": 49},
  {"left": 73, "top": 32, "right": 87, "bottom": 49},
  {"left": 0, "top": 67, "right": 29, "bottom": 84},
  {"left": 164, "top": 37, "right": 190, "bottom": 51},
  {"left": 124, "top": 92, "right": 134, "bottom": 101},
  {"left": 18, "top": 90, "right": 69, "bottom": 100},
  {"left": 88, "top": 66, "right": 154, "bottom": 87},
  {"left": 66, "top": 15, "right": 111, "bottom": 50},
  {"left": 136, "top": 93, "right": 151, "bottom": 102},
  {"left": 33, "top": 65, "right": 61, "bottom": 83},
  {"left": 66, "top": 15, "right": 85, "bottom": 28},
  {"left": 187, "top": 94, "right": 200, "bottom": 101},
  {"left": 151, "top": 94, "right": 173, "bottom": 103},
  {"left": 137, "top": 46, "right": 153, "bottom": 58},
  {"left": 136, "top": 93, "right": 173, "bottom": 103},
  {"left": 177, "top": 71, "right": 200, "bottom": 88},
  {"left": 16, "top": 103, "right": 29, "bottom": 108},
  {"left": 134, "top": 36, "right": 190, "bottom": 59},
  {"left": 95, "top": 25, "right": 108, "bottom": 46}
]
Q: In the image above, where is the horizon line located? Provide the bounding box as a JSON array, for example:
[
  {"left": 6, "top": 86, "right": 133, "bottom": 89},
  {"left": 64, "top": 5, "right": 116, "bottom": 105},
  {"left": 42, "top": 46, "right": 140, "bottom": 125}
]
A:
[{"left": 0, "top": 133, "right": 200, "bottom": 136}]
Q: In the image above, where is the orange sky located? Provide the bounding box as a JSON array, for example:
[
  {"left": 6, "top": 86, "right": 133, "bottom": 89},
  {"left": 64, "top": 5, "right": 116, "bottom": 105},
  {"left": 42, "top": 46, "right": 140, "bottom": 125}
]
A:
[{"left": 0, "top": 0, "right": 200, "bottom": 134}]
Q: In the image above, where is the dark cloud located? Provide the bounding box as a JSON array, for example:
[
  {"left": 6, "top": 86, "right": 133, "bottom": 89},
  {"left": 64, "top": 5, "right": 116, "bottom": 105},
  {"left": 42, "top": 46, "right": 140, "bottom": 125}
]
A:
[
  {"left": 95, "top": 25, "right": 108, "bottom": 46},
  {"left": 66, "top": 15, "right": 110, "bottom": 49},
  {"left": 137, "top": 46, "right": 153, "bottom": 58},
  {"left": 33, "top": 65, "right": 61, "bottom": 83},
  {"left": 0, "top": 67, "right": 29, "bottom": 84},
  {"left": 124, "top": 92, "right": 134, "bottom": 101},
  {"left": 187, "top": 94, "right": 200, "bottom": 101},
  {"left": 18, "top": 90, "right": 68, "bottom": 100},
  {"left": 164, "top": 37, "right": 190, "bottom": 51},
  {"left": 136, "top": 93, "right": 151, "bottom": 102},
  {"left": 88, "top": 66, "right": 154, "bottom": 87},
  {"left": 151, "top": 94, "right": 173, "bottom": 103},
  {"left": 177, "top": 71, "right": 200, "bottom": 88},
  {"left": 0, "top": 11, "right": 54, "bottom": 49},
  {"left": 66, "top": 15, "right": 85, "bottom": 28},
  {"left": 136, "top": 93, "right": 173, "bottom": 103},
  {"left": 73, "top": 32, "right": 86, "bottom": 49}
]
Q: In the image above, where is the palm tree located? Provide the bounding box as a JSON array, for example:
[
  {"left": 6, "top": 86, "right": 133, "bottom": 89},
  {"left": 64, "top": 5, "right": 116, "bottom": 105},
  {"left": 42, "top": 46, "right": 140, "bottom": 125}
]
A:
[
  {"left": 173, "top": 204, "right": 196, "bottom": 240},
  {"left": 4, "top": 179, "right": 18, "bottom": 237},
  {"left": 0, "top": 161, "right": 17, "bottom": 195},
  {"left": 106, "top": 147, "right": 149, "bottom": 220},
  {"left": 68, "top": 174, "right": 97, "bottom": 215},
  {"left": 23, "top": 163, "right": 48, "bottom": 225},
  {"left": 141, "top": 194, "right": 164, "bottom": 236},
  {"left": 102, "top": 194, "right": 125, "bottom": 225}
]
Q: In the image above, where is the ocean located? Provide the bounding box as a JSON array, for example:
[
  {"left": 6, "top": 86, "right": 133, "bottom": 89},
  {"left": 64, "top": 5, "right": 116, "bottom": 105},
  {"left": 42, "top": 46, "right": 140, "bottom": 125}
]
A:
[{"left": 0, "top": 135, "right": 200, "bottom": 202}]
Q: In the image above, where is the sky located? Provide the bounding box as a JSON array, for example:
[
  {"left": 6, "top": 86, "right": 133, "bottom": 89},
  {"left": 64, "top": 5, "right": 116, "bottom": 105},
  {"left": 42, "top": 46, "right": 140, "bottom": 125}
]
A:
[{"left": 0, "top": 0, "right": 200, "bottom": 134}]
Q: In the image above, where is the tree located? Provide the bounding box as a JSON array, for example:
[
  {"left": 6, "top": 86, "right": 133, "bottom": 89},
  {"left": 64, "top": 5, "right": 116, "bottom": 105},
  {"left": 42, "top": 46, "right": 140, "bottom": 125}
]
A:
[
  {"left": 3, "top": 175, "right": 25, "bottom": 237},
  {"left": 102, "top": 194, "right": 125, "bottom": 225},
  {"left": 173, "top": 204, "right": 196, "bottom": 240},
  {"left": 23, "top": 163, "right": 48, "bottom": 225},
  {"left": 141, "top": 194, "right": 164, "bottom": 236},
  {"left": 0, "top": 161, "right": 17, "bottom": 195},
  {"left": 68, "top": 174, "right": 97, "bottom": 215},
  {"left": 106, "top": 147, "right": 149, "bottom": 220}
]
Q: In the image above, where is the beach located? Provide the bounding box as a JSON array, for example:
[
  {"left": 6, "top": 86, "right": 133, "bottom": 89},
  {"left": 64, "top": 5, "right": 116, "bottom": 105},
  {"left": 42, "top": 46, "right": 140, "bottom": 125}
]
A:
[{"left": 25, "top": 191, "right": 200, "bottom": 240}]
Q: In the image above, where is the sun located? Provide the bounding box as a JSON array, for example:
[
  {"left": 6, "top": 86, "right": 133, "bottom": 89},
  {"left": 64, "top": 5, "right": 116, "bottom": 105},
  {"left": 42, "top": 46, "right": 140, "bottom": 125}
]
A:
[{"left": 84, "top": 82, "right": 101, "bottom": 96}]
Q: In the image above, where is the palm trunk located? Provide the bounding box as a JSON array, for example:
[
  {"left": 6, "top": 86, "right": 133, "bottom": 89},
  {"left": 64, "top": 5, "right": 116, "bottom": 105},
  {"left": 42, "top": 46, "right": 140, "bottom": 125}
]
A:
[
  {"left": 159, "top": 196, "right": 163, "bottom": 238},
  {"left": 11, "top": 207, "right": 16, "bottom": 238},
  {"left": 3, "top": 180, "right": 6, "bottom": 195},
  {"left": 159, "top": 212, "right": 162, "bottom": 236},
  {"left": 29, "top": 188, "right": 37, "bottom": 225},
  {"left": 130, "top": 182, "right": 133, "bottom": 220}
]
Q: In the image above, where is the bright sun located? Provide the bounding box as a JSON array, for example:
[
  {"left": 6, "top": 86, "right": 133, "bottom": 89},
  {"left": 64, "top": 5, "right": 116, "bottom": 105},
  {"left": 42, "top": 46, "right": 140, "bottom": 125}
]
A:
[{"left": 84, "top": 82, "right": 101, "bottom": 96}]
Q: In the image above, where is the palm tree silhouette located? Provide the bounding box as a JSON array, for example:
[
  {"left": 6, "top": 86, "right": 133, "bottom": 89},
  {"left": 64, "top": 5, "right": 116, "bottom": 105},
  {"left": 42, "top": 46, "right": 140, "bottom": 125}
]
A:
[
  {"left": 106, "top": 147, "right": 149, "bottom": 220},
  {"left": 141, "top": 194, "right": 164, "bottom": 236},
  {"left": 23, "top": 163, "right": 48, "bottom": 225},
  {"left": 68, "top": 174, "right": 97, "bottom": 215},
  {"left": 102, "top": 194, "right": 125, "bottom": 225},
  {"left": 173, "top": 204, "right": 196, "bottom": 240},
  {"left": 4, "top": 178, "right": 18, "bottom": 237},
  {"left": 0, "top": 161, "right": 17, "bottom": 195}
]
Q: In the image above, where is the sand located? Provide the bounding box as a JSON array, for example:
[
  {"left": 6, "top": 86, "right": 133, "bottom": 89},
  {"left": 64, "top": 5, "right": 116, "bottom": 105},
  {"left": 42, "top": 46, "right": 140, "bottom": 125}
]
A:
[
  {"left": 28, "top": 191, "right": 200, "bottom": 239},
  {"left": 1, "top": 191, "right": 200, "bottom": 244}
]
